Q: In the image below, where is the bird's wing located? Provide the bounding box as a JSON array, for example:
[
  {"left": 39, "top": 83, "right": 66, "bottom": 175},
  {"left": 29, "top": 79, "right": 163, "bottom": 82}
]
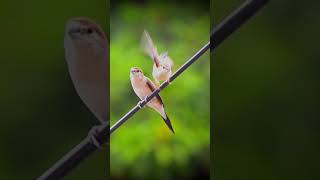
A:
[
  {"left": 146, "top": 77, "right": 163, "bottom": 104},
  {"left": 146, "top": 77, "right": 174, "bottom": 134},
  {"left": 141, "top": 30, "right": 160, "bottom": 67}
]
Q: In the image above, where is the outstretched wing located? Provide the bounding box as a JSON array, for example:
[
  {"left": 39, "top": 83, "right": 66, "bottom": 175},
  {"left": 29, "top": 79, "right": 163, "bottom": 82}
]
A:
[{"left": 141, "top": 30, "right": 160, "bottom": 67}]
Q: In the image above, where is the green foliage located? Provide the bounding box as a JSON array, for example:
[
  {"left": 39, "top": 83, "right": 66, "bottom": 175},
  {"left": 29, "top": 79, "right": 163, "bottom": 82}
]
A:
[{"left": 110, "top": 2, "right": 210, "bottom": 180}]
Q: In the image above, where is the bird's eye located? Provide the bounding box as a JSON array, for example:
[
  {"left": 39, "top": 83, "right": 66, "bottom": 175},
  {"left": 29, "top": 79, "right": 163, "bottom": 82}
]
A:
[{"left": 87, "top": 28, "right": 93, "bottom": 34}]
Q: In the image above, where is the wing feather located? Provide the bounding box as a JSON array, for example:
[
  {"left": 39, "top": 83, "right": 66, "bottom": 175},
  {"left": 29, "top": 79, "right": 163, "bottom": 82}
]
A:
[
  {"left": 146, "top": 78, "right": 163, "bottom": 104},
  {"left": 141, "top": 30, "right": 160, "bottom": 67}
]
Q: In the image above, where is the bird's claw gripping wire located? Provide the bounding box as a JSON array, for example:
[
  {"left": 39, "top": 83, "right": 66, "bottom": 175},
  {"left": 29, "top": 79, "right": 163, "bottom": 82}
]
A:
[
  {"left": 88, "top": 125, "right": 108, "bottom": 149},
  {"left": 137, "top": 96, "right": 149, "bottom": 109},
  {"left": 166, "top": 78, "right": 172, "bottom": 85}
]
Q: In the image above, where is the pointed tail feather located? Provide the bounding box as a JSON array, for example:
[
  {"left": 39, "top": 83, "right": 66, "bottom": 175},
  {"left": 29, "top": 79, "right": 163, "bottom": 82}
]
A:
[{"left": 161, "top": 114, "right": 174, "bottom": 134}]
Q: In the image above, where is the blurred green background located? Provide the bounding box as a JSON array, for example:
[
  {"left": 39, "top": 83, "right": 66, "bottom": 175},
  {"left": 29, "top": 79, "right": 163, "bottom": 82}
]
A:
[
  {"left": 0, "top": 0, "right": 109, "bottom": 179},
  {"left": 3, "top": 0, "right": 318, "bottom": 179},
  {"left": 110, "top": 0, "right": 210, "bottom": 179},
  {"left": 212, "top": 1, "right": 320, "bottom": 180}
]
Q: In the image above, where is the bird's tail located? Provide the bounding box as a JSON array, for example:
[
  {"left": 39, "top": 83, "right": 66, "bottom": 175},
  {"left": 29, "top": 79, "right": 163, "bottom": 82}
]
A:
[{"left": 161, "top": 113, "right": 175, "bottom": 134}]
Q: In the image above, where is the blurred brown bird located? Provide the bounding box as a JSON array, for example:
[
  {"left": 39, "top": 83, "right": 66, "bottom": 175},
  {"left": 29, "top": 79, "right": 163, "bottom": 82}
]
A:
[{"left": 64, "top": 17, "right": 109, "bottom": 123}]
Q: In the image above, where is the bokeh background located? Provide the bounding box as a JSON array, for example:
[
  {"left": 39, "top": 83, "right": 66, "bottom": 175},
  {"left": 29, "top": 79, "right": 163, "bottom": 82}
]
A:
[
  {"left": 0, "top": 0, "right": 109, "bottom": 179},
  {"left": 110, "top": 0, "right": 210, "bottom": 179},
  {"left": 212, "top": 1, "right": 320, "bottom": 180}
]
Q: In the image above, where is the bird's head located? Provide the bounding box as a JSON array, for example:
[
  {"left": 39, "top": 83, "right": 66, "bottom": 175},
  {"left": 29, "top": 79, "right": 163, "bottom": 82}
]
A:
[
  {"left": 64, "top": 17, "right": 108, "bottom": 55},
  {"left": 159, "top": 52, "right": 172, "bottom": 72},
  {"left": 161, "top": 64, "right": 170, "bottom": 72},
  {"left": 159, "top": 52, "right": 169, "bottom": 60},
  {"left": 130, "top": 67, "right": 144, "bottom": 79}
]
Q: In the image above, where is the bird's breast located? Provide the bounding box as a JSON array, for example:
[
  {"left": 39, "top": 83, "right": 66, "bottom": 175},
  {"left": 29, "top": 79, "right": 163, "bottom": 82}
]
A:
[
  {"left": 131, "top": 80, "right": 151, "bottom": 100},
  {"left": 152, "top": 66, "right": 171, "bottom": 81}
]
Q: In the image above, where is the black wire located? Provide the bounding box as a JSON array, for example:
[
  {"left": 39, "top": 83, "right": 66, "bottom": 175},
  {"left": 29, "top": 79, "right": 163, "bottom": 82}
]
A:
[
  {"left": 111, "top": 0, "right": 270, "bottom": 134},
  {"left": 37, "top": 0, "right": 269, "bottom": 179},
  {"left": 110, "top": 42, "right": 210, "bottom": 134},
  {"left": 37, "top": 122, "right": 109, "bottom": 180},
  {"left": 211, "top": 0, "right": 269, "bottom": 51}
]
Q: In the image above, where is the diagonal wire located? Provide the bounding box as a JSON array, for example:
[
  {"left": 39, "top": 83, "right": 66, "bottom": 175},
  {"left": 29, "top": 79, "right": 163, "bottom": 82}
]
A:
[
  {"left": 111, "top": 0, "right": 270, "bottom": 134},
  {"left": 110, "top": 42, "right": 210, "bottom": 134},
  {"left": 211, "top": 0, "right": 269, "bottom": 51},
  {"left": 37, "top": 0, "right": 269, "bottom": 179}
]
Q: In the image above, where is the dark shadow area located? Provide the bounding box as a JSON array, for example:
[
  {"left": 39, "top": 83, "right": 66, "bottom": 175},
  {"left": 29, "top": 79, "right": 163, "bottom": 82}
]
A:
[
  {"left": 0, "top": 0, "right": 109, "bottom": 179},
  {"left": 212, "top": 1, "right": 320, "bottom": 180}
]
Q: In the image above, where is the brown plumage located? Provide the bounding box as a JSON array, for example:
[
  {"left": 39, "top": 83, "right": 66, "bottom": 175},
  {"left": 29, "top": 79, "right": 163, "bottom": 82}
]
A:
[
  {"left": 64, "top": 17, "right": 109, "bottom": 123},
  {"left": 130, "top": 67, "right": 174, "bottom": 133}
]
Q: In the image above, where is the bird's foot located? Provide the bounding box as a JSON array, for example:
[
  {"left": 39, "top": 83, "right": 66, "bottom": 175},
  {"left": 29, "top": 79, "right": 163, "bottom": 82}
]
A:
[
  {"left": 143, "top": 95, "right": 149, "bottom": 104},
  {"left": 88, "top": 125, "right": 108, "bottom": 149},
  {"left": 137, "top": 101, "right": 143, "bottom": 109},
  {"left": 166, "top": 78, "right": 172, "bottom": 85},
  {"left": 137, "top": 96, "right": 149, "bottom": 108}
]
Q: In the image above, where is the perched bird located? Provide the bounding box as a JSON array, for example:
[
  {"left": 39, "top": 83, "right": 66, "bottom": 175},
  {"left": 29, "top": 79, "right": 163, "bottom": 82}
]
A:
[
  {"left": 141, "top": 30, "right": 174, "bottom": 86},
  {"left": 130, "top": 67, "right": 174, "bottom": 133},
  {"left": 64, "top": 17, "right": 109, "bottom": 123}
]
